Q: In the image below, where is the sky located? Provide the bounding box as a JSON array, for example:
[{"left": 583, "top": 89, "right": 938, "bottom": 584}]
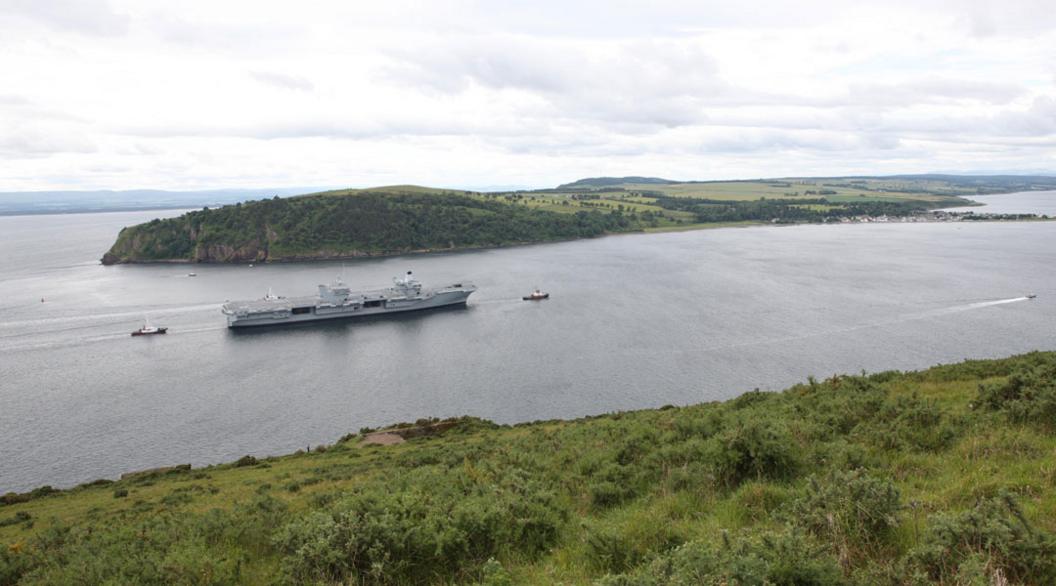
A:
[{"left": 1, "top": 0, "right": 1055, "bottom": 191}]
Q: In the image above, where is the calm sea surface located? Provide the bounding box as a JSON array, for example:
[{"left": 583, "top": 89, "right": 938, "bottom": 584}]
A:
[{"left": 2, "top": 192, "right": 1055, "bottom": 492}]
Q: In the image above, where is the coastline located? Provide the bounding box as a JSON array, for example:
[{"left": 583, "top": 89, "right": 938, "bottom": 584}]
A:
[{"left": 101, "top": 214, "right": 1054, "bottom": 266}]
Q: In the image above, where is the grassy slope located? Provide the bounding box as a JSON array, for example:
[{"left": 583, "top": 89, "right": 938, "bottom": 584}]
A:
[{"left": 2, "top": 352, "right": 1055, "bottom": 585}]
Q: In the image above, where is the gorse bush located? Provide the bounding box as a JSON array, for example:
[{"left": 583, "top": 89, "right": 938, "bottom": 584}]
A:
[
  {"left": 856, "top": 393, "right": 963, "bottom": 452},
  {"left": 596, "top": 529, "right": 844, "bottom": 586},
  {"left": 707, "top": 418, "right": 801, "bottom": 487},
  {"left": 275, "top": 472, "right": 566, "bottom": 584},
  {"left": 584, "top": 519, "right": 684, "bottom": 574},
  {"left": 1, "top": 495, "right": 287, "bottom": 586},
  {"left": 908, "top": 492, "right": 1056, "bottom": 584},
  {"left": 976, "top": 356, "right": 1056, "bottom": 431},
  {"left": 787, "top": 469, "right": 901, "bottom": 559}
]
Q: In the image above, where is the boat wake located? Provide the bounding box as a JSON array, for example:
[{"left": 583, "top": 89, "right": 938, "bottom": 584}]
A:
[
  {"left": 688, "top": 296, "right": 1035, "bottom": 356},
  {"left": 0, "top": 303, "right": 219, "bottom": 330},
  {"left": 918, "top": 296, "right": 1032, "bottom": 318}
]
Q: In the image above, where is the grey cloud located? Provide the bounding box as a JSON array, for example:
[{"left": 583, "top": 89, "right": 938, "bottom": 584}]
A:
[
  {"left": 695, "top": 129, "right": 902, "bottom": 155},
  {"left": 990, "top": 96, "right": 1056, "bottom": 136},
  {"left": 844, "top": 78, "right": 1024, "bottom": 107},
  {"left": 0, "top": 0, "right": 128, "bottom": 36},
  {"left": 251, "top": 71, "right": 315, "bottom": 92},
  {"left": 148, "top": 14, "right": 302, "bottom": 54},
  {"left": 0, "top": 127, "right": 96, "bottom": 158},
  {"left": 114, "top": 116, "right": 534, "bottom": 141},
  {"left": 381, "top": 35, "right": 727, "bottom": 127},
  {"left": 0, "top": 94, "right": 31, "bottom": 105}
]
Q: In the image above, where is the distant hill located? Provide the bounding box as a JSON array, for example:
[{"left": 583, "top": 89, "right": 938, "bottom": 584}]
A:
[
  {"left": 557, "top": 176, "right": 678, "bottom": 189},
  {"left": 97, "top": 174, "right": 1053, "bottom": 264},
  {"left": 101, "top": 188, "right": 637, "bottom": 264}
]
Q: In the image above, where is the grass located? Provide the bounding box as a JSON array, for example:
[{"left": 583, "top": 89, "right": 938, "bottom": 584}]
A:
[{"left": 3, "top": 352, "right": 1056, "bottom": 584}]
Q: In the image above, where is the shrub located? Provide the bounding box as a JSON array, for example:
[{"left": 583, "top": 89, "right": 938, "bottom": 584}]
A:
[
  {"left": 0, "top": 511, "right": 31, "bottom": 528},
  {"left": 13, "top": 513, "right": 250, "bottom": 585},
  {"left": 234, "top": 455, "right": 258, "bottom": 467},
  {"left": 908, "top": 492, "right": 1056, "bottom": 584},
  {"left": 787, "top": 469, "right": 901, "bottom": 558},
  {"left": 707, "top": 419, "right": 800, "bottom": 487},
  {"left": 596, "top": 529, "right": 843, "bottom": 586},
  {"left": 976, "top": 357, "right": 1056, "bottom": 431},
  {"left": 857, "top": 394, "right": 962, "bottom": 451},
  {"left": 475, "top": 558, "right": 512, "bottom": 586},
  {"left": 733, "top": 481, "right": 791, "bottom": 524},
  {"left": 588, "top": 463, "right": 638, "bottom": 510},
  {"left": 584, "top": 521, "right": 683, "bottom": 574},
  {"left": 275, "top": 476, "right": 565, "bottom": 584}
]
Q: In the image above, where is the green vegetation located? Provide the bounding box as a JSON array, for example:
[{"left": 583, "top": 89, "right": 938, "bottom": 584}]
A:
[
  {"left": 102, "top": 174, "right": 1055, "bottom": 264},
  {"left": 3, "top": 352, "right": 1056, "bottom": 584},
  {"left": 101, "top": 191, "right": 638, "bottom": 264}
]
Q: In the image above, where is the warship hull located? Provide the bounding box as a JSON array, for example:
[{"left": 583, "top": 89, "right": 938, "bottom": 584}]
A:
[{"left": 221, "top": 273, "right": 474, "bottom": 329}]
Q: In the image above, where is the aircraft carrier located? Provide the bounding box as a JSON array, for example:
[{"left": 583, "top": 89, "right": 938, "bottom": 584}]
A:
[{"left": 221, "top": 271, "right": 475, "bottom": 328}]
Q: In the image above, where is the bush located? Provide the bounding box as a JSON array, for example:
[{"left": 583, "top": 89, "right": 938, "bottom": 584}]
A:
[
  {"left": 588, "top": 464, "right": 637, "bottom": 509},
  {"left": 787, "top": 469, "right": 901, "bottom": 558},
  {"left": 275, "top": 475, "right": 565, "bottom": 584},
  {"left": 707, "top": 419, "right": 800, "bottom": 487},
  {"left": 596, "top": 529, "right": 843, "bottom": 586},
  {"left": 234, "top": 455, "right": 258, "bottom": 467},
  {"left": 584, "top": 521, "right": 683, "bottom": 574},
  {"left": 7, "top": 503, "right": 282, "bottom": 586},
  {"left": 976, "top": 357, "right": 1056, "bottom": 431},
  {"left": 733, "top": 481, "right": 791, "bottom": 524},
  {"left": 0, "top": 511, "right": 31, "bottom": 527},
  {"left": 908, "top": 492, "right": 1056, "bottom": 584},
  {"left": 857, "top": 394, "right": 962, "bottom": 451}
]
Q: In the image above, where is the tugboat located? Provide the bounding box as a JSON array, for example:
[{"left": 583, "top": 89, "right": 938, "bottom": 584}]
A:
[
  {"left": 523, "top": 288, "right": 549, "bottom": 301},
  {"left": 131, "top": 317, "right": 167, "bottom": 336}
]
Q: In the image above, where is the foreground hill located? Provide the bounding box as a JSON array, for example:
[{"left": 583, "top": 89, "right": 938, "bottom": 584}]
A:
[{"left": 2, "top": 352, "right": 1055, "bottom": 584}]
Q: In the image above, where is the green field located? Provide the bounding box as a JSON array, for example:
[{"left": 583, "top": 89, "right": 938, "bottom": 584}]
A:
[{"left": 3, "top": 352, "right": 1055, "bottom": 585}]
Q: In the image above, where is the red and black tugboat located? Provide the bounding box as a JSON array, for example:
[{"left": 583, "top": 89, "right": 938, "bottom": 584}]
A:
[
  {"left": 523, "top": 288, "right": 549, "bottom": 301},
  {"left": 131, "top": 316, "right": 167, "bottom": 336}
]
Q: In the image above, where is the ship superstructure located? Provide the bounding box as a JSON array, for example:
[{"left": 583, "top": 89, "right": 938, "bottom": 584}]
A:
[{"left": 221, "top": 271, "right": 474, "bottom": 328}]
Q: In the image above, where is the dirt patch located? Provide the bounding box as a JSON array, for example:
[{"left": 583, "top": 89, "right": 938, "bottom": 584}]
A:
[{"left": 361, "top": 432, "right": 405, "bottom": 446}]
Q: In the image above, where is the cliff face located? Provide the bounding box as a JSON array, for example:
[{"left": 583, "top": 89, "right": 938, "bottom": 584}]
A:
[{"left": 101, "top": 215, "right": 271, "bottom": 264}]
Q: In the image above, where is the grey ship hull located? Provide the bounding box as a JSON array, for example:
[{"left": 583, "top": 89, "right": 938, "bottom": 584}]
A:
[{"left": 222, "top": 277, "right": 474, "bottom": 328}]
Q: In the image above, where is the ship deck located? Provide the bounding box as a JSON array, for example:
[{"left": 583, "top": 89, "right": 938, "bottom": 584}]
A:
[{"left": 224, "top": 287, "right": 410, "bottom": 313}]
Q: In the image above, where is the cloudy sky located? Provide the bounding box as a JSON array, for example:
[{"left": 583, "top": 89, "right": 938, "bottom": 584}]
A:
[{"left": 1, "top": 0, "right": 1054, "bottom": 191}]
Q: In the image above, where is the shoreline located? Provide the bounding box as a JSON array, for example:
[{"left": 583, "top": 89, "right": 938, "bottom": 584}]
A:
[{"left": 101, "top": 214, "right": 1055, "bottom": 266}]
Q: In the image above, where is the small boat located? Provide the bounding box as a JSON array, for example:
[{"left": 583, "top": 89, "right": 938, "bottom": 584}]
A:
[
  {"left": 132, "top": 316, "right": 167, "bottom": 336},
  {"left": 131, "top": 325, "right": 167, "bottom": 336},
  {"left": 187, "top": 272, "right": 197, "bottom": 277},
  {"left": 1027, "top": 294, "right": 1037, "bottom": 299},
  {"left": 523, "top": 289, "right": 549, "bottom": 301}
]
